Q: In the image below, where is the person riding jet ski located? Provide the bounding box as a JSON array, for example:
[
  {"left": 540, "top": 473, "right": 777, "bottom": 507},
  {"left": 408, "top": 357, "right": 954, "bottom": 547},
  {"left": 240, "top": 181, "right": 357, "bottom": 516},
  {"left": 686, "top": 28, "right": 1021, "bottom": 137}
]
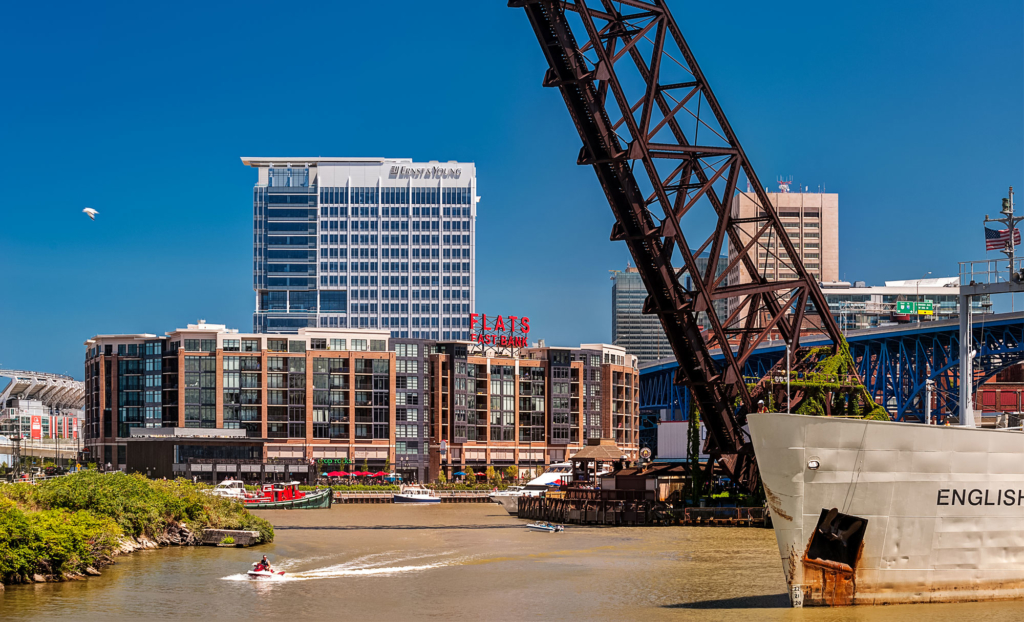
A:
[{"left": 253, "top": 555, "right": 273, "bottom": 573}]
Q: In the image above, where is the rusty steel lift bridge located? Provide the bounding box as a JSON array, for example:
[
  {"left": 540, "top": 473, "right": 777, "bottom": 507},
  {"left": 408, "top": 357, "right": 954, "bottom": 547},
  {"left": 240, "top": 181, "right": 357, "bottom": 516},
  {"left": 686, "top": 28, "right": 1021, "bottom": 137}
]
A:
[{"left": 511, "top": 0, "right": 851, "bottom": 489}]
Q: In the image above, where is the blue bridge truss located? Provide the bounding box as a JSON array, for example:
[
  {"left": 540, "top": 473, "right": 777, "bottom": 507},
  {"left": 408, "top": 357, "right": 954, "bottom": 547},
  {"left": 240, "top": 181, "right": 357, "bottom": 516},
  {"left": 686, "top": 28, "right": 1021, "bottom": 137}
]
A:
[{"left": 640, "top": 311, "right": 1024, "bottom": 425}]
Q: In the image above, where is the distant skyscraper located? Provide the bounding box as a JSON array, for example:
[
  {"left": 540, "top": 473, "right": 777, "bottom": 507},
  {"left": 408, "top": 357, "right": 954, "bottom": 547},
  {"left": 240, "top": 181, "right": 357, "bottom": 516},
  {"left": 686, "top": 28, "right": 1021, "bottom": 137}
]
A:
[
  {"left": 610, "top": 265, "right": 672, "bottom": 364},
  {"left": 727, "top": 190, "right": 839, "bottom": 318},
  {"left": 611, "top": 255, "right": 728, "bottom": 364},
  {"left": 243, "top": 157, "right": 477, "bottom": 337}
]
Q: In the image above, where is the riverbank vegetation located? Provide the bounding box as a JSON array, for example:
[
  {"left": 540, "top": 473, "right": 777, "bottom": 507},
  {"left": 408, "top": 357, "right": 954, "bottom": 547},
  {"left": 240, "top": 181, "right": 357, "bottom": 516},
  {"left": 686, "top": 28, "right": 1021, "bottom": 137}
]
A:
[{"left": 0, "top": 472, "right": 273, "bottom": 585}]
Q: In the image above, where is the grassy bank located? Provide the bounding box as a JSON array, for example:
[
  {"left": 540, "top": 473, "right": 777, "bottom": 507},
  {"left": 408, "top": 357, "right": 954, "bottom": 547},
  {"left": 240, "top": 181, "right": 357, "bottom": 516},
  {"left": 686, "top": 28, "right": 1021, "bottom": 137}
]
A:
[{"left": 0, "top": 472, "right": 273, "bottom": 585}]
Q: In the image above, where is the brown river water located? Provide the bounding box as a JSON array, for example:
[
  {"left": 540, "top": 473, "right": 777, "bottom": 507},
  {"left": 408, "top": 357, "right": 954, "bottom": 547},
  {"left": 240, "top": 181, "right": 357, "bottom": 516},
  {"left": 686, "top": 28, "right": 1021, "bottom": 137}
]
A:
[{"left": 2, "top": 504, "right": 1022, "bottom": 621}]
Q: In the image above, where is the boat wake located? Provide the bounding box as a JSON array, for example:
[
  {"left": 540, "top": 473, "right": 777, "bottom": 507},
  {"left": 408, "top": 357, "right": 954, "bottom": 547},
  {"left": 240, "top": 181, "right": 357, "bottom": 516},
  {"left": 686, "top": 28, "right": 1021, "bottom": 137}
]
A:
[{"left": 223, "top": 551, "right": 460, "bottom": 583}]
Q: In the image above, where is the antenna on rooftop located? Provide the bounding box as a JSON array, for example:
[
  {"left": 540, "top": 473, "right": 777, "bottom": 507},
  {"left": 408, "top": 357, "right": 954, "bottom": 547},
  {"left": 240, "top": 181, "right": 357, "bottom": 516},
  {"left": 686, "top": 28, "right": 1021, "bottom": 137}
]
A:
[{"left": 777, "top": 176, "right": 793, "bottom": 193}]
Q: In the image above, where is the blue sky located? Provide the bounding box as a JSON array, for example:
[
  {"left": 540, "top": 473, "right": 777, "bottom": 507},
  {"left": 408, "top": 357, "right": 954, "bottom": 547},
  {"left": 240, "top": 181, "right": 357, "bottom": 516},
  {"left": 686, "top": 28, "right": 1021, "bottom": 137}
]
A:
[{"left": 0, "top": 0, "right": 1021, "bottom": 380}]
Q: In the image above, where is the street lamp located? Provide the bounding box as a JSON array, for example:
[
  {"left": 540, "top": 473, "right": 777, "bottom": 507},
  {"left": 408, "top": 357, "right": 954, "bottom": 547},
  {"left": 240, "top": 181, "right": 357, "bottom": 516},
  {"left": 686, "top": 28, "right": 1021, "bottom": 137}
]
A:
[{"left": 917, "top": 272, "right": 932, "bottom": 323}]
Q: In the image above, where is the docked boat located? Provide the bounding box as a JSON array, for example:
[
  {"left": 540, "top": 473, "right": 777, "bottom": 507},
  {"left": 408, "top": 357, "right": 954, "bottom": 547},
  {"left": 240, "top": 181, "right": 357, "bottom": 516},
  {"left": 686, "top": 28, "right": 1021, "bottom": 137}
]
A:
[
  {"left": 526, "top": 522, "right": 564, "bottom": 533},
  {"left": 748, "top": 412, "right": 1024, "bottom": 607},
  {"left": 244, "top": 482, "right": 332, "bottom": 510},
  {"left": 393, "top": 484, "right": 441, "bottom": 504},
  {"left": 489, "top": 462, "right": 576, "bottom": 516},
  {"left": 208, "top": 479, "right": 248, "bottom": 500},
  {"left": 490, "top": 484, "right": 548, "bottom": 516}
]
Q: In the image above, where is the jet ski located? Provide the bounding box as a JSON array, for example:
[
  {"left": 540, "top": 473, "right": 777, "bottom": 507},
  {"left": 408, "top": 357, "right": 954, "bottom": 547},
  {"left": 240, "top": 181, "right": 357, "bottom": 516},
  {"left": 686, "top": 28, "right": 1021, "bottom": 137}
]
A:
[{"left": 247, "top": 562, "right": 286, "bottom": 579}]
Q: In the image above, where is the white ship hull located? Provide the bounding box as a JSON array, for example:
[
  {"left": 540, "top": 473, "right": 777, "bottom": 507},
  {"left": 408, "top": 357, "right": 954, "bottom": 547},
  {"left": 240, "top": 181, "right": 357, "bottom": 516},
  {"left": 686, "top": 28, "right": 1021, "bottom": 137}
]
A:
[{"left": 748, "top": 413, "right": 1024, "bottom": 607}]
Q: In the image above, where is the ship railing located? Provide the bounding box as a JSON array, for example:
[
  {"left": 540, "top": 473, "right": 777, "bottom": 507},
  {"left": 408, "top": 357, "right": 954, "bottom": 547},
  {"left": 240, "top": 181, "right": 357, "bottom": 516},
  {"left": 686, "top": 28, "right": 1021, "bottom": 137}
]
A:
[{"left": 959, "top": 258, "right": 1024, "bottom": 286}]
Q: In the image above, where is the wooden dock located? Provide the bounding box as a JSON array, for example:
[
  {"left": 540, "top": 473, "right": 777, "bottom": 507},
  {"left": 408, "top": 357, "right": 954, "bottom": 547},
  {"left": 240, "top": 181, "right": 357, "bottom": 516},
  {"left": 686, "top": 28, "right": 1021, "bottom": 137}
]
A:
[
  {"left": 519, "top": 489, "right": 658, "bottom": 525},
  {"left": 677, "top": 507, "right": 770, "bottom": 527}
]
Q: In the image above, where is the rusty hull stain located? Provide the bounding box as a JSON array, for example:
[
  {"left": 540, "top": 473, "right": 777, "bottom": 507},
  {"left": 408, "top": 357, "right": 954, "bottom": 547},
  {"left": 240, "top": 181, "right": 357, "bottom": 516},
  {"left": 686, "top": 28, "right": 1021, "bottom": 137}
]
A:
[
  {"left": 798, "top": 537, "right": 863, "bottom": 607},
  {"left": 763, "top": 484, "right": 792, "bottom": 522}
]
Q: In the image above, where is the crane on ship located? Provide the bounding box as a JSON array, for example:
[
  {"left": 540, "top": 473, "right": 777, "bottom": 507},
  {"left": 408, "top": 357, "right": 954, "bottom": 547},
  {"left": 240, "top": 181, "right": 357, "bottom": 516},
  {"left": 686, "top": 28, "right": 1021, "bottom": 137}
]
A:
[{"left": 510, "top": 0, "right": 879, "bottom": 490}]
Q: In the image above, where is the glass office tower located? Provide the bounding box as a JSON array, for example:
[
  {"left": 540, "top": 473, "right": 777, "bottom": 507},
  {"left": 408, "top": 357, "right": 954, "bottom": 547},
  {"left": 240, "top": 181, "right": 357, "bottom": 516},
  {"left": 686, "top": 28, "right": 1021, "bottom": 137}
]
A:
[{"left": 243, "top": 158, "right": 477, "bottom": 337}]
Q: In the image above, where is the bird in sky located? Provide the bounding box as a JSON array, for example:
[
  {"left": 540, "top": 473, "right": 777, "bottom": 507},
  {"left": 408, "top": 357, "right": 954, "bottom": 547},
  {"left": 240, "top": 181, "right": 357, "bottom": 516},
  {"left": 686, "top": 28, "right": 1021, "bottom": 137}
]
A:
[{"left": 83, "top": 208, "right": 98, "bottom": 220}]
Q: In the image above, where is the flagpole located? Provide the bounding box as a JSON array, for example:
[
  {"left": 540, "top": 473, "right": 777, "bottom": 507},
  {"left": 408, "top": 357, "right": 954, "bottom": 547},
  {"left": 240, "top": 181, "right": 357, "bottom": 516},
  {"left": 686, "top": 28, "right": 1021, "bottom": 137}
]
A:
[{"left": 984, "top": 186, "right": 1019, "bottom": 283}]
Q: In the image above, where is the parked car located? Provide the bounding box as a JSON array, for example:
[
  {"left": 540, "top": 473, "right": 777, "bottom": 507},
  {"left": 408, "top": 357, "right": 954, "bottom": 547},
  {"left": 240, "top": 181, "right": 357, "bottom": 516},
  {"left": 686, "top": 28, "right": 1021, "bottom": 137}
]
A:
[{"left": 44, "top": 466, "right": 66, "bottom": 476}]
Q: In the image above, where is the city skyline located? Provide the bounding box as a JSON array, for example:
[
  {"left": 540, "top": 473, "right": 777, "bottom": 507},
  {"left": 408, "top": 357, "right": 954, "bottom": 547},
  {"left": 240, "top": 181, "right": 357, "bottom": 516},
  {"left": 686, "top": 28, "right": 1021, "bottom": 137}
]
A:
[{"left": 1, "top": 1, "right": 1021, "bottom": 380}]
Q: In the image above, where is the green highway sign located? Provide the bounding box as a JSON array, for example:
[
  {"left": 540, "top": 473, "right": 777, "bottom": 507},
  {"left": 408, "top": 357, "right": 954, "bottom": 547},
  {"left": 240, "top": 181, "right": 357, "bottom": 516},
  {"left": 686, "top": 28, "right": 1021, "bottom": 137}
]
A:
[{"left": 896, "top": 300, "right": 934, "bottom": 315}]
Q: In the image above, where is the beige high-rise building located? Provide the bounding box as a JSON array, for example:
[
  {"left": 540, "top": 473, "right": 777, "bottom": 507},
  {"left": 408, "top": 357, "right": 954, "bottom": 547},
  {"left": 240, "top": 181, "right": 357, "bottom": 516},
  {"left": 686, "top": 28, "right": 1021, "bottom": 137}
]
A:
[{"left": 727, "top": 191, "right": 838, "bottom": 318}]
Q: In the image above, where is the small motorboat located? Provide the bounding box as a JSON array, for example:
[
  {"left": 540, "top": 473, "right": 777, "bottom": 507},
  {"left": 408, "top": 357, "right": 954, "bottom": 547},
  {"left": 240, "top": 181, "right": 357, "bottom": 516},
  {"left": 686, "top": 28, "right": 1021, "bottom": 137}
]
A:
[
  {"left": 247, "top": 563, "right": 286, "bottom": 579},
  {"left": 393, "top": 484, "right": 441, "bottom": 504},
  {"left": 526, "top": 522, "right": 564, "bottom": 533}
]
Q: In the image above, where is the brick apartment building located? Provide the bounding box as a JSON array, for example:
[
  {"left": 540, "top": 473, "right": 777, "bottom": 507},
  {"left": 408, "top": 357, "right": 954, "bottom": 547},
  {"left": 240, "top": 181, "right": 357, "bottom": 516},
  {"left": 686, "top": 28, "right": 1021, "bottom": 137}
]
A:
[{"left": 84, "top": 321, "right": 638, "bottom": 482}]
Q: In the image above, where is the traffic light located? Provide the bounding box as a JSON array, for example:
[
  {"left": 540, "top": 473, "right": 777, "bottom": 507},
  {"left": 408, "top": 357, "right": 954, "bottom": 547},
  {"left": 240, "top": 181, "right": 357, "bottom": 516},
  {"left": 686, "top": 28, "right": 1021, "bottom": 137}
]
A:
[{"left": 1003, "top": 197, "right": 1012, "bottom": 214}]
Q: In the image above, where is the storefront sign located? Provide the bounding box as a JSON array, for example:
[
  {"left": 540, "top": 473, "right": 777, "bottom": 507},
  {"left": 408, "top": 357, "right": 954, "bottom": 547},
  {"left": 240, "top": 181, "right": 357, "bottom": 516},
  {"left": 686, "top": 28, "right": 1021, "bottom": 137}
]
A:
[{"left": 30, "top": 415, "right": 41, "bottom": 440}]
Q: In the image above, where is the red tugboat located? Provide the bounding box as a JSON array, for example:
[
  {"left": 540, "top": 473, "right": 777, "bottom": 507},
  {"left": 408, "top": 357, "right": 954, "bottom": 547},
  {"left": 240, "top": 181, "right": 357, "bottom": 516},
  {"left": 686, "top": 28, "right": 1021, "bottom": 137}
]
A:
[{"left": 244, "top": 482, "right": 333, "bottom": 510}]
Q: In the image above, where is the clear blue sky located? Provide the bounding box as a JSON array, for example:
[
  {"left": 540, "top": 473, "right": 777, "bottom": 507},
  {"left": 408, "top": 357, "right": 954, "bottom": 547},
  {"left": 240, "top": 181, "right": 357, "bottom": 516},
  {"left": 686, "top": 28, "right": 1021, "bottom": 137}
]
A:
[{"left": 1, "top": 1, "right": 1021, "bottom": 380}]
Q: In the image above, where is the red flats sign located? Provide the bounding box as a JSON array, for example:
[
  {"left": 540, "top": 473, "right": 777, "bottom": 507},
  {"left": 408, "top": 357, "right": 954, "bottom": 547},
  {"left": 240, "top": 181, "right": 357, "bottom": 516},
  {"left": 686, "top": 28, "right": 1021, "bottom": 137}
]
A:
[{"left": 469, "top": 314, "right": 531, "bottom": 348}]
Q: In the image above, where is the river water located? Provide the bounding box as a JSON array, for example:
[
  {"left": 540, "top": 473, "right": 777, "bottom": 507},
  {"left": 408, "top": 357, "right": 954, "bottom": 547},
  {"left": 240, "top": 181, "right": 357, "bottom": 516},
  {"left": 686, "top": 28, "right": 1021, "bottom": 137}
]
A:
[{"left": 2, "top": 504, "right": 1022, "bottom": 621}]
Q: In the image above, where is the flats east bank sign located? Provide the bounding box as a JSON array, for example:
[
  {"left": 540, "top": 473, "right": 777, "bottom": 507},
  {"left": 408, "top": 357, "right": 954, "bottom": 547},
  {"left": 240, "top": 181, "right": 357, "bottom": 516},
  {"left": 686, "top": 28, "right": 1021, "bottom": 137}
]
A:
[{"left": 469, "top": 313, "right": 531, "bottom": 348}]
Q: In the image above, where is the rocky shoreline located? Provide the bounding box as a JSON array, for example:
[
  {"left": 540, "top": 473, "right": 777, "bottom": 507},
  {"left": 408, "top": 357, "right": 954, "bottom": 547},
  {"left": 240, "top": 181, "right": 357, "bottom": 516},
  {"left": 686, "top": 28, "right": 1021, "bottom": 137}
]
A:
[{"left": 2, "top": 521, "right": 200, "bottom": 587}]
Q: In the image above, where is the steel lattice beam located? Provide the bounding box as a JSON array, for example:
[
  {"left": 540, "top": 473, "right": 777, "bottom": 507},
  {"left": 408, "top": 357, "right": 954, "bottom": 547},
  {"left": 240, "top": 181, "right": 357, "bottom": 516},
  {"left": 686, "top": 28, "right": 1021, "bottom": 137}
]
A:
[{"left": 513, "top": 0, "right": 844, "bottom": 488}]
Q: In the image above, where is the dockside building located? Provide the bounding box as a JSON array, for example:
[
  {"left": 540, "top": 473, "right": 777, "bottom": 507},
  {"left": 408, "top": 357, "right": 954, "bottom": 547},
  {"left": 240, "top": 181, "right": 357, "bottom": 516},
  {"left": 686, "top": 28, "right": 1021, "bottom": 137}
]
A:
[{"left": 83, "top": 322, "right": 638, "bottom": 483}]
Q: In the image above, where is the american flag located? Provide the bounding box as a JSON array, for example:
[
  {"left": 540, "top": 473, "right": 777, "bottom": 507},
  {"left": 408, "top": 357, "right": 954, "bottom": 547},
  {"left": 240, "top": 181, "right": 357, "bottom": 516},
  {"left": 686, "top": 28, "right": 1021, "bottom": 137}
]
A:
[{"left": 985, "top": 227, "right": 1020, "bottom": 251}]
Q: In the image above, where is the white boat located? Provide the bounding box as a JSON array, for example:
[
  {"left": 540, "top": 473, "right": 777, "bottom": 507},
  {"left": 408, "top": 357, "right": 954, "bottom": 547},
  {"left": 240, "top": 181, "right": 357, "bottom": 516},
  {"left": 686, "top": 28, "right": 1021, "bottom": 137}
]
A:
[
  {"left": 209, "top": 479, "right": 248, "bottom": 500},
  {"left": 748, "top": 412, "right": 1024, "bottom": 607},
  {"left": 489, "top": 462, "right": 616, "bottom": 516},
  {"left": 526, "top": 522, "right": 564, "bottom": 533},
  {"left": 393, "top": 485, "right": 441, "bottom": 504},
  {"left": 490, "top": 484, "right": 547, "bottom": 516}
]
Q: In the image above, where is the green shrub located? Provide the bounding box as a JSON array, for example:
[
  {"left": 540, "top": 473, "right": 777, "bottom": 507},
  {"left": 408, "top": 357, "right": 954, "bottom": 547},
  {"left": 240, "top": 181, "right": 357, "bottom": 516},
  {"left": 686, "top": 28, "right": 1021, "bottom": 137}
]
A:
[
  {"left": 221, "top": 536, "right": 235, "bottom": 545},
  {"left": 0, "top": 471, "right": 275, "bottom": 583}
]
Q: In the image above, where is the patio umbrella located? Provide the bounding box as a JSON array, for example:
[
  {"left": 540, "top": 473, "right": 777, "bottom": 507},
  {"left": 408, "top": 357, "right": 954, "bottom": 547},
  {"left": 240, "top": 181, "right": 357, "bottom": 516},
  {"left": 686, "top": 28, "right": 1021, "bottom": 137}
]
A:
[
  {"left": 321, "top": 472, "right": 329, "bottom": 476},
  {"left": 327, "top": 471, "right": 345, "bottom": 477},
  {"left": 372, "top": 471, "right": 387, "bottom": 477},
  {"left": 475, "top": 472, "right": 487, "bottom": 477},
  {"left": 454, "top": 471, "right": 466, "bottom": 476}
]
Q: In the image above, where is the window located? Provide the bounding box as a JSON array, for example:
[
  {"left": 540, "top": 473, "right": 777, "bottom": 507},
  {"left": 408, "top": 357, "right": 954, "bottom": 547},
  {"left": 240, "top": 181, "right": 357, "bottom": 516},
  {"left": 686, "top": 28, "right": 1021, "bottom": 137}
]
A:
[
  {"left": 370, "top": 340, "right": 386, "bottom": 352},
  {"left": 329, "top": 339, "right": 346, "bottom": 351},
  {"left": 184, "top": 339, "right": 200, "bottom": 351},
  {"left": 268, "top": 339, "right": 287, "bottom": 352},
  {"left": 242, "top": 338, "right": 261, "bottom": 352},
  {"left": 351, "top": 339, "right": 368, "bottom": 351},
  {"left": 222, "top": 339, "right": 240, "bottom": 352},
  {"left": 310, "top": 338, "right": 327, "bottom": 350}
]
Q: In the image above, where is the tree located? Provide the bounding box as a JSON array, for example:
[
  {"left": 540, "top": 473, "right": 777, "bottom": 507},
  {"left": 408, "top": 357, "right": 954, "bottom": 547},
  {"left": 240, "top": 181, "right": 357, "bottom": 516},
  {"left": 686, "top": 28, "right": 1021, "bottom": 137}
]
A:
[
  {"left": 383, "top": 457, "right": 391, "bottom": 473},
  {"left": 437, "top": 469, "right": 447, "bottom": 485},
  {"left": 361, "top": 458, "right": 369, "bottom": 474},
  {"left": 505, "top": 465, "right": 519, "bottom": 481},
  {"left": 485, "top": 466, "right": 497, "bottom": 485},
  {"left": 687, "top": 401, "right": 702, "bottom": 507},
  {"left": 464, "top": 467, "right": 476, "bottom": 484}
]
